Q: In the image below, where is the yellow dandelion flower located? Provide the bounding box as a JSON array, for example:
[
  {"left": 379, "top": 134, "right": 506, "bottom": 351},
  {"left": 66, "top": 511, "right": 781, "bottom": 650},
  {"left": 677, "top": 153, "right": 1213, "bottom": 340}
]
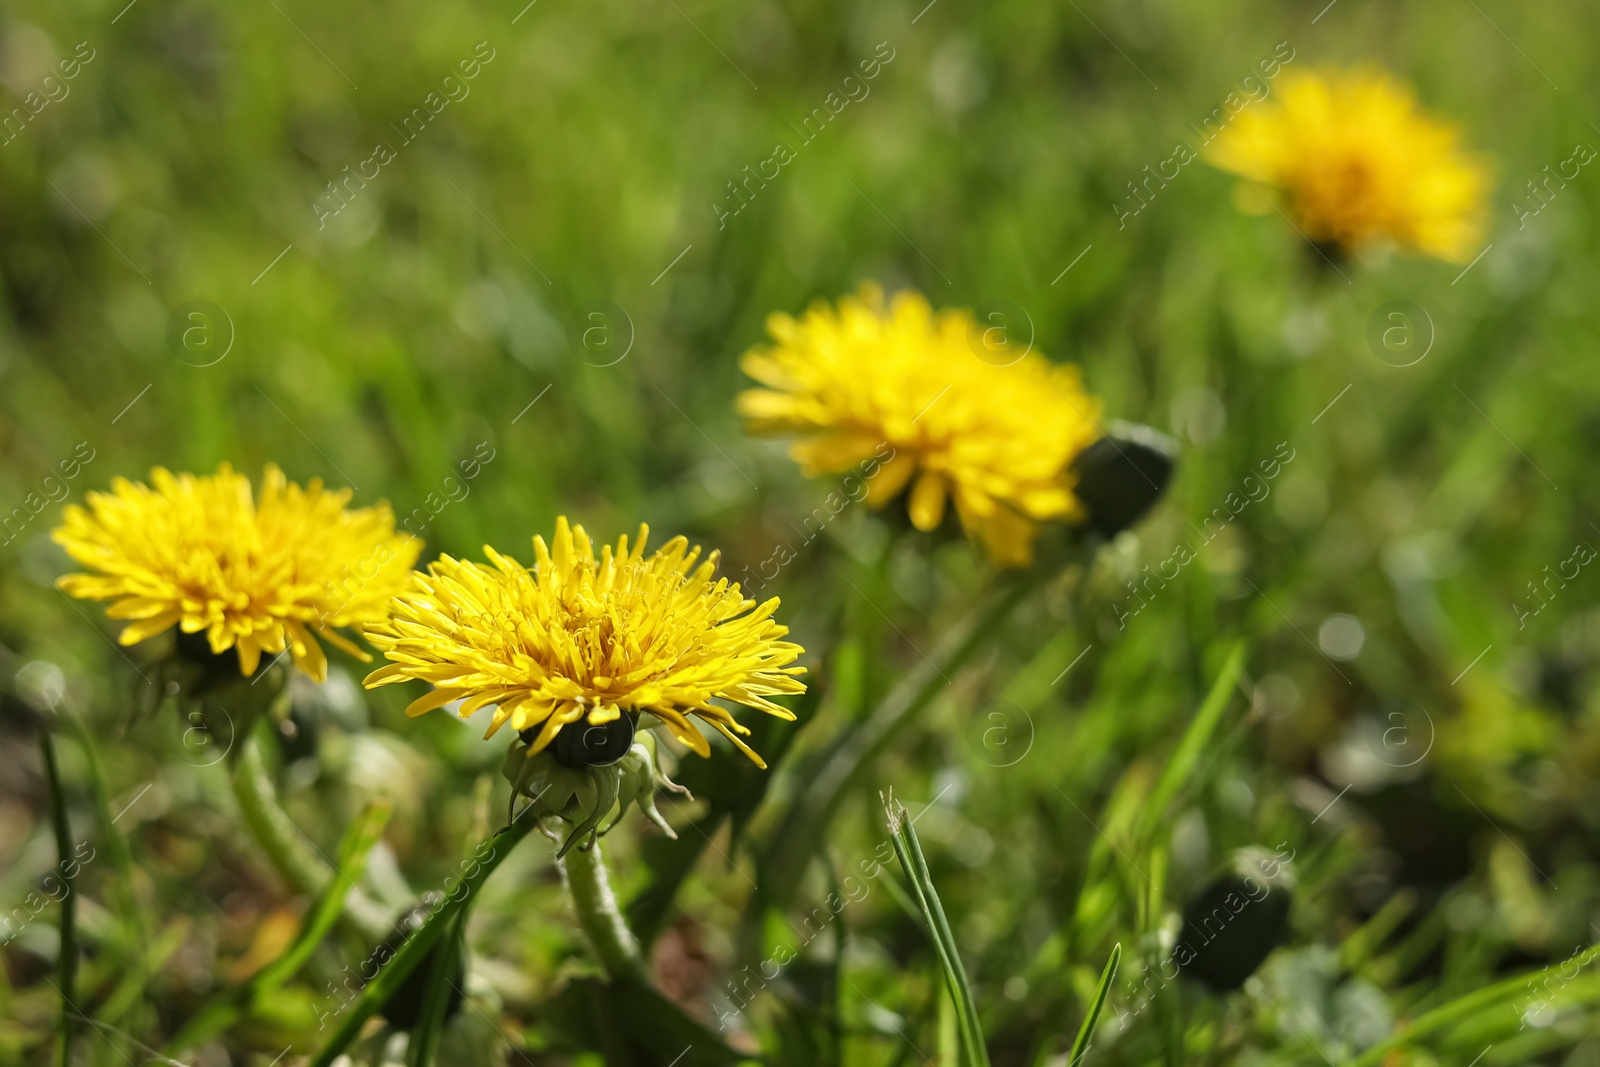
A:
[
  {"left": 53, "top": 464, "right": 421, "bottom": 682},
  {"left": 738, "top": 283, "right": 1103, "bottom": 567},
  {"left": 362, "top": 517, "right": 807, "bottom": 768},
  {"left": 1205, "top": 67, "right": 1489, "bottom": 263}
]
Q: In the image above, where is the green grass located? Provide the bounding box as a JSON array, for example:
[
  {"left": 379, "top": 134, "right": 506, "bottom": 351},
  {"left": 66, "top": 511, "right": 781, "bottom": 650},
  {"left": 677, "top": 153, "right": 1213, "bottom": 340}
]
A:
[{"left": 3, "top": 0, "right": 1600, "bottom": 1063}]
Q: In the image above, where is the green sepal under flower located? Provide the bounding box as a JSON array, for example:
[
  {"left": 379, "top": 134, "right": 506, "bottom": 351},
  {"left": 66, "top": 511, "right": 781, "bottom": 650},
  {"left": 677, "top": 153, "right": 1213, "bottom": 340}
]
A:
[{"left": 501, "top": 730, "right": 690, "bottom": 857}]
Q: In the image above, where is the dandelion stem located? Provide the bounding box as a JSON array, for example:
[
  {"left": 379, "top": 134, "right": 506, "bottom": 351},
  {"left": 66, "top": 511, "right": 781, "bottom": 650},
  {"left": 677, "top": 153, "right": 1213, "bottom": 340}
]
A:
[
  {"left": 165, "top": 800, "right": 391, "bottom": 1056},
  {"left": 562, "top": 839, "right": 648, "bottom": 983},
  {"left": 38, "top": 729, "right": 76, "bottom": 1067},
  {"left": 230, "top": 728, "right": 390, "bottom": 940}
]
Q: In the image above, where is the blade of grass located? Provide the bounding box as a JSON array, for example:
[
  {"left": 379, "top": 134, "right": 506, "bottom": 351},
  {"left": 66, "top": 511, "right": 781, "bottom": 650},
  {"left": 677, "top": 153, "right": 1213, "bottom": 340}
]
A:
[
  {"left": 406, "top": 909, "right": 463, "bottom": 1067},
  {"left": 166, "top": 799, "right": 393, "bottom": 1054},
  {"left": 97, "top": 918, "right": 191, "bottom": 1026},
  {"left": 256, "top": 798, "right": 393, "bottom": 988},
  {"left": 1344, "top": 955, "right": 1600, "bottom": 1067},
  {"left": 308, "top": 804, "right": 539, "bottom": 1067},
  {"left": 1138, "top": 641, "right": 1246, "bottom": 838},
  {"left": 1066, "top": 943, "right": 1120, "bottom": 1067},
  {"left": 63, "top": 712, "right": 146, "bottom": 954},
  {"left": 39, "top": 729, "right": 76, "bottom": 1067},
  {"left": 1340, "top": 890, "right": 1417, "bottom": 972},
  {"left": 938, "top": 984, "right": 959, "bottom": 1067},
  {"left": 886, "top": 793, "right": 990, "bottom": 1067},
  {"left": 876, "top": 862, "right": 922, "bottom": 924},
  {"left": 820, "top": 850, "right": 846, "bottom": 1067}
]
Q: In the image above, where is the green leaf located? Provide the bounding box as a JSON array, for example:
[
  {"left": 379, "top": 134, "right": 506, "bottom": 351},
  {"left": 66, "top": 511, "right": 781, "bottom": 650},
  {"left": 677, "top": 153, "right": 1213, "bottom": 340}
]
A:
[
  {"left": 406, "top": 909, "right": 463, "bottom": 1067},
  {"left": 542, "top": 975, "right": 751, "bottom": 1065}
]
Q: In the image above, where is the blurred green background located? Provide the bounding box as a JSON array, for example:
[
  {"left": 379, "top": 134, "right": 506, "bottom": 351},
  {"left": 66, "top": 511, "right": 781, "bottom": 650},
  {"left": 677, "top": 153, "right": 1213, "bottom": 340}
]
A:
[{"left": 3, "top": 0, "right": 1600, "bottom": 1063}]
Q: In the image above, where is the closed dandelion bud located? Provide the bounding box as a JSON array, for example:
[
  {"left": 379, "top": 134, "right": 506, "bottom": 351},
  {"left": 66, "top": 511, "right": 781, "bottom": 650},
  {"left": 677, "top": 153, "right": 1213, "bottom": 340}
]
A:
[
  {"left": 1071, "top": 422, "right": 1177, "bottom": 537},
  {"left": 1176, "top": 848, "right": 1293, "bottom": 991},
  {"left": 376, "top": 898, "right": 465, "bottom": 1031},
  {"left": 502, "top": 729, "right": 690, "bottom": 857}
]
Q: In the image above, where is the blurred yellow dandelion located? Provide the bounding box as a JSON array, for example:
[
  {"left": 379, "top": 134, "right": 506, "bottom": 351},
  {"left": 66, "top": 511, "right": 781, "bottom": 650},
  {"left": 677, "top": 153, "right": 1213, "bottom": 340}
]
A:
[
  {"left": 738, "top": 283, "right": 1103, "bottom": 567},
  {"left": 363, "top": 517, "right": 806, "bottom": 768},
  {"left": 54, "top": 464, "right": 420, "bottom": 681},
  {"left": 1205, "top": 67, "right": 1490, "bottom": 262}
]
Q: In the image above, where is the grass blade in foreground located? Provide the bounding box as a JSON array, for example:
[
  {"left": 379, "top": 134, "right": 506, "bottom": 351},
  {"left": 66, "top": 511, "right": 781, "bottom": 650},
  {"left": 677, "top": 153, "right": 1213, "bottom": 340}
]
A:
[
  {"left": 406, "top": 909, "right": 463, "bottom": 1067},
  {"left": 1138, "top": 641, "right": 1246, "bottom": 840},
  {"left": 1344, "top": 952, "right": 1600, "bottom": 1067},
  {"left": 1064, "top": 943, "right": 1120, "bottom": 1067},
  {"left": 308, "top": 804, "right": 540, "bottom": 1067},
  {"left": 231, "top": 728, "right": 391, "bottom": 940},
  {"left": 886, "top": 791, "right": 990, "bottom": 1067}
]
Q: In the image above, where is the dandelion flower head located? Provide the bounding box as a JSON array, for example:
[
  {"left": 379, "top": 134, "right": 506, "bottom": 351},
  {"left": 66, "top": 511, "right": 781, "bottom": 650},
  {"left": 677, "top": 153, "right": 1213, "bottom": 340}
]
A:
[
  {"left": 1205, "top": 66, "right": 1489, "bottom": 262},
  {"left": 739, "top": 284, "right": 1103, "bottom": 566},
  {"left": 363, "top": 517, "right": 806, "bottom": 768},
  {"left": 54, "top": 463, "right": 420, "bottom": 681}
]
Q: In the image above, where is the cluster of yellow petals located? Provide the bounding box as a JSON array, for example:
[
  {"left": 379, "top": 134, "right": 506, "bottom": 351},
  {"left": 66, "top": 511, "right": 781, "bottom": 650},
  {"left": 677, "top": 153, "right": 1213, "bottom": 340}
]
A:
[
  {"left": 362, "top": 517, "right": 806, "bottom": 767},
  {"left": 53, "top": 464, "right": 420, "bottom": 681},
  {"left": 738, "top": 284, "right": 1103, "bottom": 567},
  {"left": 1205, "top": 67, "right": 1489, "bottom": 262}
]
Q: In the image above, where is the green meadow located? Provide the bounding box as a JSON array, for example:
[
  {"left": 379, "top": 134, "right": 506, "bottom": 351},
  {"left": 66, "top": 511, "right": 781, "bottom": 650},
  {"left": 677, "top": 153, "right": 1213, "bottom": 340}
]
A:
[{"left": 2, "top": 0, "right": 1599, "bottom": 1063}]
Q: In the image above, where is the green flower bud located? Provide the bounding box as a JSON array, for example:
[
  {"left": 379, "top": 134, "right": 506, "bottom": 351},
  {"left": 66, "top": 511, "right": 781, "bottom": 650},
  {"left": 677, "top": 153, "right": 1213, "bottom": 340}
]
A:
[{"left": 502, "top": 728, "right": 690, "bottom": 857}]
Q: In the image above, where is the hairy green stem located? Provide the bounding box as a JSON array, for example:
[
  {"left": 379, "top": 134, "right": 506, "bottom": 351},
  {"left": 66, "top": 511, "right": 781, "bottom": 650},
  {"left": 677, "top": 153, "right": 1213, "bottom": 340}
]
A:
[
  {"left": 230, "top": 729, "right": 390, "bottom": 940},
  {"left": 39, "top": 730, "right": 76, "bottom": 1067},
  {"left": 562, "top": 839, "right": 648, "bottom": 983}
]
